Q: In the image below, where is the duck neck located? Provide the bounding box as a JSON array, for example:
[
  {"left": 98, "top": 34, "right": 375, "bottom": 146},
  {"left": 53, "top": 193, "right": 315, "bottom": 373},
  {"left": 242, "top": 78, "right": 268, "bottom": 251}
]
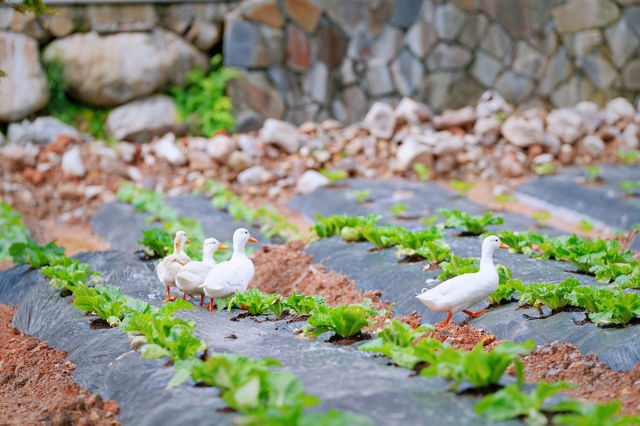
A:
[
  {"left": 203, "top": 247, "right": 216, "bottom": 265},
  {"left": 232, "top": 241, "right": 247, "bottom": 259},
  {"left": 174, "top": 240, "right": 184, "bottom": 255},
  {"left": 479, "top": 248, "right": 495, "bottom": 273}
]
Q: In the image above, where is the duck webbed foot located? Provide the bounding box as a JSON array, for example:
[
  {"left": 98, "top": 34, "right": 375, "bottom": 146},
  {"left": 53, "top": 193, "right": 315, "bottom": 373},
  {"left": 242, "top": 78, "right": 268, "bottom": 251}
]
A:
[
  {"left": 435, "top": 311, "right": 454, "bottom": 327},
  {"left": 162, "top": 286, "right": 178, "bottom": 304},
  {"left": 462, "top": 308, "right": 489, "bottom": 320}
]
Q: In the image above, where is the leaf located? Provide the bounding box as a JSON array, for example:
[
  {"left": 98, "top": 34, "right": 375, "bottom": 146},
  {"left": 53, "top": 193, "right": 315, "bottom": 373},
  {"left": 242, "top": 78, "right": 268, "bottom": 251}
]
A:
[{"left": 141, "top": 343, "right": 171, "bottom": 359}]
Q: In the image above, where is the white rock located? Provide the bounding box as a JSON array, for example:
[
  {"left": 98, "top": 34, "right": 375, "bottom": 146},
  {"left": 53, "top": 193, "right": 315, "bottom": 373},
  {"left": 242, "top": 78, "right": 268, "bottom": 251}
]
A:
[
  {"left": 546, "top": 108, "right": 585, "bottom": 144},
  {"left": 532, "top": 153, "right": 554, "bottom": 165},
  {"left": 237, "top": 134, "right": 263, "bottom": 157},
  {"left": 543, "top": 133, "right": 562, "bottom": 155},
  {"left": 434, "top": 106, "right": 476, "bottom": 129},
  {"left": 432, "top": 131, "right": 465, "bottom": 155},
  {"left": 363, "top": 102, "right": 396, "bottom": 139},
  {"left": 237, "top": 165, "right": 273, "bottom": 186},
  {"left": 501, "top": 115, "right": 544, "bottom": 147},
  {"left": 0, "top": 32, "right": 49, "bottom": 122},
  {"left": 393, "top": 97, "right": 432, "bottom": 126},
  {"left": 118, "top": 142, "right": 138, "bottom": 163},
  {"left": 476, "top": 90, "right": 513, "bottom": 118},
  {"left": 61, "top": 146, "right": 86, "bottom": 177},
  {"left": 474, "top": 116, "right": 501, "bottom": 146},
  {"left": 580, "top": 135, "right": 605, "bottom": 158},
  {"left": 259, "top": 118, "right": 304, "bottom": 154},
  {"left": 295, "top": 170, "right": 330, "bottom": 194},
  {"left": 0, "top": 142, "right": 39, "bottom": 172},
  {"left": 127, "top": 166, "right": 143, "bottom": 182},
  {"left": 85, "top": 185, "right": 103, "bottom": 199},
  {"left": 605, "top": 97, "right": 635, "bottom": 125},
  {"left": 206, "top": 134, "right": 236, "bottom": 162},
  {"left": 621, "top": 123, "right": 639, "bottom": 150},
  {"left": 226, "top": 150, "right": 255, "bottom": 172},
  {"left": 7, "top": 117, "right": 81, "bottom": 145},
  {"left": 105, "top": 95, "right": 182, "bottom": 143},
  {"left": 396, "top": 135, "right": 433, "bottom": 171},
  {"left": 154, "top": 133, "right": 187, "bottom": 165}
]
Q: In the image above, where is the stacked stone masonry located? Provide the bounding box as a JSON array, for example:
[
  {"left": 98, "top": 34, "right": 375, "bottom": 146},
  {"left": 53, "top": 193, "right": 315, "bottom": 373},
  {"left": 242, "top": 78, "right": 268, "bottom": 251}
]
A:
[
  {"left": 1, "top": 0, "right": 640, "bottom": 129},
  {"left": 225, "top": 0, "right": 640, "bottom": 129}
]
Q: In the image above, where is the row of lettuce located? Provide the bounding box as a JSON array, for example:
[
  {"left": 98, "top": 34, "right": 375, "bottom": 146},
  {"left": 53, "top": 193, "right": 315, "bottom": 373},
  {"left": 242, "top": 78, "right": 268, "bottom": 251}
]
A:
[
  {"left": 1, "top": 203, "right": 369, "bottom": 425},
  {"left": 314, "top": 212, "right": 640, "bottom": 327},
  {"left": 3, "top": 198, "right": 640, "bottom": 424}
]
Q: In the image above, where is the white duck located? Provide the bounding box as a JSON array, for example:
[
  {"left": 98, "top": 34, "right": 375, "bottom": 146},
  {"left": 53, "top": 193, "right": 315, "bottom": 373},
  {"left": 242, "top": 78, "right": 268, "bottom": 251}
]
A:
[
  {"left": 416, "top": 235, "right": 509, "bottom": 326},
  {"left": 157, "top": 230, "right": 191, "bottom": 303},
  {"left": 200, "top": 228, "right": 257, "bottom": 312},
  {"left": 175, "top": 238, "right": 228, "bottom": 305}
]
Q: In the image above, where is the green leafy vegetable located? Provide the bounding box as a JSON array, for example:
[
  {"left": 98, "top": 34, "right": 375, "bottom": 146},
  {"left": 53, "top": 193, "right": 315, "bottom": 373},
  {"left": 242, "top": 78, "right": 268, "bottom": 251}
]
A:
[
  {"left": 439, "top": 209, "right": 504, "bottom": 235},
  {"left": 449, "top": 179, "right": 474, "bottom": 198},
  {"left": 306, "top": 299, "right": 381, "bottom": 338},
  {"left": 9, "top": 237, "right": 66, "bottom": 268}
]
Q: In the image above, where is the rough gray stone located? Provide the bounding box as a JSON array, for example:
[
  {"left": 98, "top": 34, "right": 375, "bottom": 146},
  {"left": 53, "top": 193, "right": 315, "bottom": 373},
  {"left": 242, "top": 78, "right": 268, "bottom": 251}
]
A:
[
  {"left": 371, "top": 25, "right": 403, "bottom": 61},
  {"left": 502, "top": 115, "right": 545, "bottom": 147},
  {"left": 512, "top": 42, "right": 546, "bottom": 79},
  {"left": 550, "top": 75, "right": 594, "bottom": 107},
  {"left": 582, "top": 49, "right": 617, "bottom": 89},
  {"left": 471, "top": 50, "right": 502, "bottom": 87},
  {"left": 337, "top": 59, "right": 357, "bottom": 86},
  {"left": 481, "top": 0, "right": 530, "bottom": 37},
  {"left": 363, "top": 101, "right": 395, "bottom": 139},
  {"left": 565, "top": 29, "right": 602, "bottom": 61},
  {"left": 551, "top": 0, "right": 620, "bottom": 33},
  {"left": 624, "top": 6, "right": 640, "bottom": 38},
  {"left": 605, "top": 97, "right": 636, "bottom": 124},
  {"left": 494, "top": 71, "right": 534, "bottom": 104},
  {"left": 417, "top": 71, "right": 457, "bottom": 113},
  {"left": 86, "top": 4, "right": 157, "bottom": 33},
  {"left": 0, "top": 32, "right": 49, "bottom": 122},
  {"left": 459, "top": 12, "right": 488, "bottom": 48},
  {"left": 7, "top": 117, "right": 82, "bottom": 146},
  {"left": 303, "top": 62, "right": 329, "bottom": 104},
  {"left": 60, "top": 146, "right": 85, "bottom": 178},
  {"left": 405, "top": 12, "right": 437, "bottom": 59},
  {"left": 539, "top": 48, "right": 572, "bottom": 96},
  {"left": 228, "top": 71, "right": 285, "bottom": 120},
  {"left": 334, "top": 86, "right": 368, "bottom": 124},
  {"left": 364, "top": 60, "right": 395, "bottom": 97},
  {"left": 604, "top": 18, "right": 640, "bottom": 68},
  {"left": 426, "top": 43, "right": 472, "bottom": 70},
  {"left": 296, "top": 170, "right": 330, "bottom": 194},
  {"left": 390, "top": 50, "right": 424, "bottom": 96},
  {"left": 434, "top": 3, "right": 467, "bottom": 40},
  {"left": 546, "top": 108, "right": 586, "bottom": 144},
  {"left": 186, "top": 19, "right": 221, "bottom": 51},
  {"left": 109, "top": 96, "right": 184, "bottom": 143},
  {"left": 479, "top": 23, "right": 512, "bottom": 59},
  {"left": 580, "top": 134, "right": 605, "bottom": 157},
  {"left": 223, "top": 18, "right": 283, "bottom": 68},
  {"left": 622, "top": 59, "right": 640, "bottom": 90},
  {"left": 43, "top": 30, "right": 208, "bottom": 107},
  {"left": 390, "top": 0, "right": 423, "bottom": 28},
  {"left": 323, "top": 0, "right": 367, "bottom": 36}
]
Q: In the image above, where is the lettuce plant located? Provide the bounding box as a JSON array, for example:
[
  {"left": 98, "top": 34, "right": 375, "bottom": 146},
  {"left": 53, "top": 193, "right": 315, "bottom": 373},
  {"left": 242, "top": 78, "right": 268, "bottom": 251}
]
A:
[
  {"left": 9, "top": 237, "right": 66, "bottom": 268},
  {"left": 306, "top": 299, "right": 381, "bottom": 338},
  {"left": 0, "top": 201, "right": 30, "bottom": 260},
  {"left": 439, "top": 209, "right": 504, "bottom": 235},
  {"left": 285, "top": 291, "right": 326, "bottom": 316},
  {"left": 360, "top": 320, "right": 432, "bottom": 369},
  {"left": 228, "top": 289, "right": 278, "bottom": 315}
]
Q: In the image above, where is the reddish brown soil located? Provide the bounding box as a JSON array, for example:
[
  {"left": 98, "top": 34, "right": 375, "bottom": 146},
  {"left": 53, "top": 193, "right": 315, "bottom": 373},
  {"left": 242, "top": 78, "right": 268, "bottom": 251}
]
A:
[
  {"left": 0, "top": 304, "right": 120, "bottom": 425},
  {"left": 250, "top": 240, "right": 391, "bottom": 311},
  {"left": 520, "top": 341, "right": 640, "bottom": 415},
  {"left": 427, "top": 322, "right": 500, "bottom": 351}
]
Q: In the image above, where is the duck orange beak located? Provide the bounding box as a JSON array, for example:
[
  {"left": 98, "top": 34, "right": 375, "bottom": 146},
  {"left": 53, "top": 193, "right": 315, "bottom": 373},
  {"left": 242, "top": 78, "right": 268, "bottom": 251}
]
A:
[
  {"left": 248, "top": 236, "right": 258, "bottom": 243},
  {"left": 218, "top": 243, "right": 229, "bottom": 250},
  {"left": 186, "top": 239, "right": 192, "bottom": 244},
  {"left": 499, "top": 242, "right": 509, "bottom": 249}
]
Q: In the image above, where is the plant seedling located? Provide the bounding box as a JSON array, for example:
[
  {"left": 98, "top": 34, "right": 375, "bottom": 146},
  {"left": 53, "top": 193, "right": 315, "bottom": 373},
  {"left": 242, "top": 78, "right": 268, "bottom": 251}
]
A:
[
  {"left": 439, "top": 209, "right": 504, "bottom": 235},
  {"left": 419, "top": 215, "right": 439, "bottom": 227},
  {"left": 413, "top": 163, "right": 432, "bottom": 181},
  {"left": 449, "top": 179, "right": 474, "bottom": 198},
  {"left": 533, "top": 162, "right": 556, "bottom": 175},
  {"left": 305, "top": 299, "right": 381, "bottom": 338},
  {"left": 347, "top": 189, "right": 372, "bottom": 204},
  {"left": 616, "top": 150, "right": 640, "bottom": 165},
  {"left": 585, "top": 166, "right": 602, "bottom": 183},
  {"left": 319, "top": 168, "right": 348, "bottom": 184},
  {"left": 619, "top": 180, "right": 640, "bottom": 196},
  {"left": 578, "top": 220, "right": 594, "bottom": 234},
  {"left": 388, "top": 202, "right": 408, "bottom": 218},
  {"left": 493, "top": 194, "right": 516, "bottom": 210},
  {"left": 533, "top": 211, "right": 551, "bottom": 227}
]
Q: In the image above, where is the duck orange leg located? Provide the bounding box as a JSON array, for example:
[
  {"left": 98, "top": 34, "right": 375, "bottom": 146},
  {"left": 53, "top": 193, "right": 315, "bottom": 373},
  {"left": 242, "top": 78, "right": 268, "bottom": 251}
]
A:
[
  {"left": 162, "top": 285, "right": 177, "bottom": 303},
  {"left": 182, "top": 293, "right": 193, "bottom": 301},
  {"left": 208, "top": 298, "right": 215, "bottom": 313},
  {"left": 199, "top": 294, "right": 205, "bottom": 306},
  {"left": 436, "top": 312, "right": 453, "bottom": 327},
  {"left": 462, "top": 308, "right": 489, "bottom": 319}
]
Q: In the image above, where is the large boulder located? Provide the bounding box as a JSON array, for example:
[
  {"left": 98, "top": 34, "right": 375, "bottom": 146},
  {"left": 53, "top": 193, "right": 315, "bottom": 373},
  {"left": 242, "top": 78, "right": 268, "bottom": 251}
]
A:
[
  {"left": 0, "top": 32, "right": 49, "bottom": 122},
  {"left": 7, "top": 116, "right": 81, "bottom": 145},
  {"left": 42, "top": 29, "right": 208, "bottom": 107},
  {"left": 105, "top": 95, "right": 184, "bottom": 143}
]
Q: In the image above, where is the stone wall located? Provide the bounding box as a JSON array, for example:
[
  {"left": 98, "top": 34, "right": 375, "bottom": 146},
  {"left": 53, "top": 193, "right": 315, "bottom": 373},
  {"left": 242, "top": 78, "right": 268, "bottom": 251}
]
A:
[
  {"left": 0, "top": 1, "right": 240, "bottom": 122},
  {"left": 225, "top": 0, "right": 640, "bottom": 130}
]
